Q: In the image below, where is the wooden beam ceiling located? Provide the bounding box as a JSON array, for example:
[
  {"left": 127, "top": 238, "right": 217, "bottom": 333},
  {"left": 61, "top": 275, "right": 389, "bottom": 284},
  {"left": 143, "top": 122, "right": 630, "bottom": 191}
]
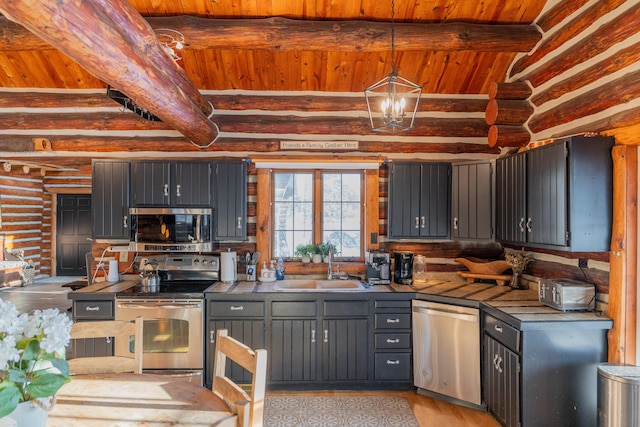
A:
[{"left": 0, "top": 16, "right": 541, "bottom": 53}]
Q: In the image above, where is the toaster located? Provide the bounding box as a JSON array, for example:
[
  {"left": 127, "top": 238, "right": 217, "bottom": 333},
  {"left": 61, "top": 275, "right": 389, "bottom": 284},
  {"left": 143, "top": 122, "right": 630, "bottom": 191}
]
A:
[{"left": 538, "top": 278, "right": 596, "bottom": 311}]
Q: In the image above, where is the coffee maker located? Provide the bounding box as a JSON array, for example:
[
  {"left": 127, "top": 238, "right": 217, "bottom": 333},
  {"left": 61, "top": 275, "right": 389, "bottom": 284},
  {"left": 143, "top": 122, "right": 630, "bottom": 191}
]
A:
[
  {"left": 366, "top": 251, "right": 390, "bottom": 285},
  {"left": 394, "top": 252, "right": 413, "bottom": 285}
]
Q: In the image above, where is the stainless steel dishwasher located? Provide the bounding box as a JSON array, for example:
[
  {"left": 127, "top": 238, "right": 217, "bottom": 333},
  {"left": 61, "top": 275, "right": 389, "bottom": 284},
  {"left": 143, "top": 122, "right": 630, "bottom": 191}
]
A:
[{"left": 412, "top": 300, "right": 483, "bottom": 408}]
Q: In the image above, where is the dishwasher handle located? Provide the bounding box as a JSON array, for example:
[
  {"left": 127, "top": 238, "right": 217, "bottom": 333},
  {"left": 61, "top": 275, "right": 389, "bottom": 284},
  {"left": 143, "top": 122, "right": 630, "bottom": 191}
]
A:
[{"left": 413, "top": 306, "right": 478, "bottom": 322}]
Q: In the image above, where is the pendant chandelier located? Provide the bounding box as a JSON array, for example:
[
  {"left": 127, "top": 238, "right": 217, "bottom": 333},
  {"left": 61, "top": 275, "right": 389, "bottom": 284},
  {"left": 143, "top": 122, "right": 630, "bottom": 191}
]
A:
[{"left": 364, "top": 0, "right": 422, "bottom": 133}]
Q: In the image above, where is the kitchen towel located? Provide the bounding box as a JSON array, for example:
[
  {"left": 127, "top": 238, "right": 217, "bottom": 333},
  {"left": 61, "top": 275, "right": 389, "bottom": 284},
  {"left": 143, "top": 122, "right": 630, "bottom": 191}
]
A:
[{"left": 220, "top": 251, "right": 237, "bottom": 283}]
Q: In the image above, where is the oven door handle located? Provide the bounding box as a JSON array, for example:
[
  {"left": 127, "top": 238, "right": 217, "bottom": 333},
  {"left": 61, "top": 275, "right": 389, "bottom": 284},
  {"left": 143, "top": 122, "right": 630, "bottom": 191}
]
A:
[{"left": 117, "top": 302, "right": 202, "bottom": 309}]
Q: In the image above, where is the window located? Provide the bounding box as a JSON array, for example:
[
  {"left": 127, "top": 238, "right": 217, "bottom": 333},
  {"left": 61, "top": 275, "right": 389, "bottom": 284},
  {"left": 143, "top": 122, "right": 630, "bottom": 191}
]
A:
[{"left": 272, "top": 170, "right": 363, "bottom": 260}]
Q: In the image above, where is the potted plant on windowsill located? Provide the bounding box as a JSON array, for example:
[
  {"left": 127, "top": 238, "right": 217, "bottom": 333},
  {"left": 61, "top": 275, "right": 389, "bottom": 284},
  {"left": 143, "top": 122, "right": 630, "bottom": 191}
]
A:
[
  {"left": 294, "top": 244, "right": 315, "bottom": 264},
  {"left": 317, "top": 242, "right": 337, "bottom": 263}
]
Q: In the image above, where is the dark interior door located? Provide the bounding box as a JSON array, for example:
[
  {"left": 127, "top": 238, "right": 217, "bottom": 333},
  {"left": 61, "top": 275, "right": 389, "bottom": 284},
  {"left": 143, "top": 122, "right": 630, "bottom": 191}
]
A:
[{"left": 57, "top": 194, "right": 92, "bottom": 276}]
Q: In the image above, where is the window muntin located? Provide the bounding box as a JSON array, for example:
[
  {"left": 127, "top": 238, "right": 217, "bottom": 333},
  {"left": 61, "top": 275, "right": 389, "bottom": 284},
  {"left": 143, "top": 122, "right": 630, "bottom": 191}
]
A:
[
  {"left": 322, "top": 172, "right": 361, "bottom": 258},
  {"left": 272, "top": 170, "right": 363, "bottom": 260}
]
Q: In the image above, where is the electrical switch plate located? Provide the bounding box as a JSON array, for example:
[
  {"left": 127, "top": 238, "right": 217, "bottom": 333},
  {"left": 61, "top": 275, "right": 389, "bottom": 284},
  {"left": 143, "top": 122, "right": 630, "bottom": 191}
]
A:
[{"left": 119, "top": 251, "right": 128, "bottom": 262}]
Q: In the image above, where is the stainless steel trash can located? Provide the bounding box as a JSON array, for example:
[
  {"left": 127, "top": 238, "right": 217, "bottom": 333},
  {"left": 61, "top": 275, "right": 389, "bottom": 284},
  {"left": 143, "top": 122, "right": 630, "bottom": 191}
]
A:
[{"left": 598, "top": 363, "right": 640, "bottom": 427}]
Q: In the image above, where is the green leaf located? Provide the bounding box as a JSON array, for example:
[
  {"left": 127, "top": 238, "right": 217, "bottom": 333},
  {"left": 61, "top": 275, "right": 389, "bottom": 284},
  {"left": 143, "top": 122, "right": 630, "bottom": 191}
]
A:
[
  {"left": 7, "top": 368, "right": 28, "bottom": 383},
  {"left": 0, "top": 385, "right": 21, "bottom": 418},
  {"left": 49, "top": 357, "right": 70, "bottom": 377},
  {"left": 22, "top": 339, "right": 40, "bottom": 361},
  {"left": 25, "top": 373, "right": 69, "bottom": 398}
]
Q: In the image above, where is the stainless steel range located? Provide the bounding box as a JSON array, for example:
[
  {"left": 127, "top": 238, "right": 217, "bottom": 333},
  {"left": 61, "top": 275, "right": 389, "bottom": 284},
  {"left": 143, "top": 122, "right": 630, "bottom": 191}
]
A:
[{"left": 114, "top": 254, "right": 219, "bottom": 385}]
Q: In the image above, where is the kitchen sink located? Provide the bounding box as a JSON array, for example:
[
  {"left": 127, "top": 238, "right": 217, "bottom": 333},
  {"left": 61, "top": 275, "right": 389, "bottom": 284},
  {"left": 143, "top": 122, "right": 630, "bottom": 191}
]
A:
[{"left": 273, "top": 279, "right": 366, "bottom": 291}]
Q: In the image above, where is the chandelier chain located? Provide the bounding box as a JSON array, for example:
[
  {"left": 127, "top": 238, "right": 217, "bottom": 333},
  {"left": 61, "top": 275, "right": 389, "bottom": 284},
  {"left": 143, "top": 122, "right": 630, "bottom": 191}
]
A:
[{"left": 390, "top": 0, "right": 396, "bottom": 73}]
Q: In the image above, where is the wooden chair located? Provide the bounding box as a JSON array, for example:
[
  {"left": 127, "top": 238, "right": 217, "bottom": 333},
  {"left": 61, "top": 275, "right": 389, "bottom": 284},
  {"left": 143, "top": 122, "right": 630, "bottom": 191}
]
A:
[
  {"left": 68, "top": 317, "right": 143, "bottom": 375},
  {"left": 212, "top": 329, "right": 267, "bottom": 427}
]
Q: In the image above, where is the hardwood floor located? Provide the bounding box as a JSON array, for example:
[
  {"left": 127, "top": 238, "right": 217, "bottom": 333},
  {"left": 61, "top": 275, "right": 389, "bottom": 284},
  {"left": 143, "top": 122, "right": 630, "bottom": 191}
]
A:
[
  {"left": 2, "top": 278, "right": 502, "bottom": 427},
  {"left": 267, "top": 390, "right": 501, "bottom": 427}
]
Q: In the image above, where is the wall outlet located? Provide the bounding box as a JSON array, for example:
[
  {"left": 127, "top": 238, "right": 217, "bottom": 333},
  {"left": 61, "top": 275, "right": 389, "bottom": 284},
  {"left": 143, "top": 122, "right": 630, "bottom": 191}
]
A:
[
  {"left": 119, "top": 251, "right": 128, "bottom": 262},
  {"left": 578, "top": 258, "right": 588, "bottom": 268}
]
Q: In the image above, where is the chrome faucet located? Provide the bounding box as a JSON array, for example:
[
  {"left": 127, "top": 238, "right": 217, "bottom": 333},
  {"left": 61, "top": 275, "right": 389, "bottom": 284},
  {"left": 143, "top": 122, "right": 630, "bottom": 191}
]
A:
[{"left": 327, "top": 242, "right": 339, "bottom": 280}]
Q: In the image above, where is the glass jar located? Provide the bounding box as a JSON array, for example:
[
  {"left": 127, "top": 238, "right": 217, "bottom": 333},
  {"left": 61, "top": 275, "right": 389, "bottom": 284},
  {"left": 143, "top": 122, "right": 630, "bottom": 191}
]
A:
[{"left": 413, "top": 255, "right": 427, "bottom": 282}]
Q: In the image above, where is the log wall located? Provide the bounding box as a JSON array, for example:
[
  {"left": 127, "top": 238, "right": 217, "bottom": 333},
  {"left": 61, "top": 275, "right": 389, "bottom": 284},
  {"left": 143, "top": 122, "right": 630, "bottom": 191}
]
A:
[{"left": 511, "top": 1, "right": 640, "bottom": 145}]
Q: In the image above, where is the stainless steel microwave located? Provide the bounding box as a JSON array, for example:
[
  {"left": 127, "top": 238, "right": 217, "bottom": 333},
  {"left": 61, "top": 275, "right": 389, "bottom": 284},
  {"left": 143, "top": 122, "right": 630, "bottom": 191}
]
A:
[{"left": 129, "top": 207, "right": 213, "bottom": 252}]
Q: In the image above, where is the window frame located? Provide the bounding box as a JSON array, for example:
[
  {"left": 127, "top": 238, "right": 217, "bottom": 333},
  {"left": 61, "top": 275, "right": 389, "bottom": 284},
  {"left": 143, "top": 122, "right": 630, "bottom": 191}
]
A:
[{"left": 270, "top": 168, "right": 365, "bottom": 262}]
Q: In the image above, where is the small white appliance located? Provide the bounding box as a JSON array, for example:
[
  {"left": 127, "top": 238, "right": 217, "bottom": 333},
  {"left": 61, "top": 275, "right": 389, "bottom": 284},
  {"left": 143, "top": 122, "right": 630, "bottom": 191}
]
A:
[{"left": 538, "top": 278, "right": 596, "bottom": 311}]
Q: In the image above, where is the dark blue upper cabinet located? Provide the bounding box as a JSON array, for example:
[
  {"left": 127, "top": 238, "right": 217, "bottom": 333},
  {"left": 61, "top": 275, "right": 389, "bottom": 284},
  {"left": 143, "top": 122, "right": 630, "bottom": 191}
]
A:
[
  {"left": 91, "top": 160, "right": 130, "bottom": 241},
  {"left": 131, "top": 161, "right": 211, "bottom": 207},
  {"left": 496, "top": 135, "right": 614, "bottom": 251},
  {"left": 388, "top": 162, "right": 451, "bottom": 240},
  {"left": 212, "top": 160, "right": 248, "bottom": 241}
]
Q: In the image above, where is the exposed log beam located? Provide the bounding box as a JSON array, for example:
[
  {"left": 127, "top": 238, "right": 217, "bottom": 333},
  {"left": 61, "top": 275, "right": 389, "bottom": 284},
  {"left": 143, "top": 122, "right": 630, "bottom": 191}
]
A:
[
  {"left": 485, "top": 99, "right": 533, "bottom": 126},
  {"left": 0, "top": 135, "right": 499, "bottom": 156},
  {"left": 0, "top": 91, "right": 488, "bottom": 113},
  {"left": 488, "top": 81, "right": 531, "bottom": 100},
  {"left": 0, "top": 15, "right": 542, "bottom": 53},
  {"left": 487, "top": 125, "right": 531, "bottom": 148},
  {"left": 0, "top": 0, "right": 218, "bottom": 147},
  {"left": 0, "top": 113, "right": 489, "bottom": 138}
]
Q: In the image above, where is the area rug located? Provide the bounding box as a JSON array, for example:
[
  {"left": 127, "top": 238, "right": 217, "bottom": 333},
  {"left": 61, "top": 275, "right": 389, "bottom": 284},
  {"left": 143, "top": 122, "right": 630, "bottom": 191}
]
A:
[{"left": 264, "top": 395, "right": 420, "bottom": 427}]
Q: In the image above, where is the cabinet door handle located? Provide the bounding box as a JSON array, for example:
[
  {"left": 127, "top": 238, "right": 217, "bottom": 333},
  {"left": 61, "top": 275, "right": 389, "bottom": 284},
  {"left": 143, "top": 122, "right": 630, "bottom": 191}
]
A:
[
  {"left": 386, "top": 318, "right": 400, "bottom": 324},
  {"left": 311, "top": 330, "right": 316, "bottom": 343},
  {"left": 386, "top": 359, "right": 400, "bottom": 365},
  {"left": 324, "top": 329, "right": 328, "bottom": 343},
  {"left": 123, "top": 215, "right": 128, "bottom": 229},
  {"left": 163, "top": 184, "right": 169, "bottom": 197},
  {"left": 526, "top": 217, "right": 532, "bottom": 232},
  {"left": 105, "top": 337, "right": 112, "bottom": 344},
  {"left": 493, "top": 354, "right": 503, "bottom": 373},
  {"left": 229, "top": 305, "right": 244, "bottom": 311},
  {"left": 236, "top": 217, "right": 242, "bottom": 229},
  {"left": 421, "top": 216, "right": 426, "bottom": 228},
  {"left": 494, "top": 324, "right": 503, "bottom": 333},
  {"left": 84, "top": 306, "right": 100, "bottom": 311},
  {"left": 386, "top": 338, "right": 400, "bottom": 344},
  {"left": 453, "top": 217, "right": 458, "bottom": 229},
  {"left": 414, "top": 217, "right": 420, "bottom": 229},
  {"left": 210, "top": 330, "right": 215, "bottom": 344},
  {"left": 518, "top": 217, "right": 525, "bottom": 232},
  {"left": 176, "top": 184, "right": 181, "bottom": 197}
]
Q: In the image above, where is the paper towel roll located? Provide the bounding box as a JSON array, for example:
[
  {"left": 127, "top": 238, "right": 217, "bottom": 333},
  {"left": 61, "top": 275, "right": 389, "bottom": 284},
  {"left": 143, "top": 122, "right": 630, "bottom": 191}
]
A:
[
  {"left": 220, "top": 251, "right": 237, "bottom": 283},
  {"left": 107, "top": 259, "right": 119, "bottom": 282}
]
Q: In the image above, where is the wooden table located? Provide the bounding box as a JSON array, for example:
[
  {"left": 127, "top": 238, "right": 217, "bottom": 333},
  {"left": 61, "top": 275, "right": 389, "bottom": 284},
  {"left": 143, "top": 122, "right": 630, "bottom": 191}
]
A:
[{"left": 47, "top": 373, "right": 237, "bottom": 427}]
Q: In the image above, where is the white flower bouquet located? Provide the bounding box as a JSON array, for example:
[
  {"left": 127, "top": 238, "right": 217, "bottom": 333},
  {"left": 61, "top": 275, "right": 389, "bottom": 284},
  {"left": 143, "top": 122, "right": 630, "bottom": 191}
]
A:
[{"left": 0, "top": 298, "right": 73, "bottom": 418}]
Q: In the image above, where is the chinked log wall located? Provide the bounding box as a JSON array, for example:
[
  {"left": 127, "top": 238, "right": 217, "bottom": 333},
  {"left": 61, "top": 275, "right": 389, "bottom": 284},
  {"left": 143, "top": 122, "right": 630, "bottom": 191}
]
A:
[{"left": 508, "top": 0, "right": 640, "bottom": 364}]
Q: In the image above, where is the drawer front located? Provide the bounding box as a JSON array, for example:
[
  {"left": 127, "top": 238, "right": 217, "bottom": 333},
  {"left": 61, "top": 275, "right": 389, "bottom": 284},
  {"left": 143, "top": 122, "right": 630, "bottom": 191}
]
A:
[
  {"left": 375, "top": 300, "right": 411, "bottom": 309},
  {"left": 375, "top": 313, "right": 411, "bottom": 329},
  {"left": 73, "top": 300, "right": 113, "bottom": 320},
  {"left": 210, "top": 301, "right": 265, "bottom": 318},
  {"left": 375, "top": 353, "right": 412, "bottom": 380},
  {"left": 271, "top": 301, "right": 317, "bottom": 318},
  {"left": 375, "top": 332, "right": 411, "bottom": 349},
  {"left": 323, "top": 300, "right": 369, "bottom": 317},
  {"left": 484, "top": 314, "right": 519, "bottom": 351}
]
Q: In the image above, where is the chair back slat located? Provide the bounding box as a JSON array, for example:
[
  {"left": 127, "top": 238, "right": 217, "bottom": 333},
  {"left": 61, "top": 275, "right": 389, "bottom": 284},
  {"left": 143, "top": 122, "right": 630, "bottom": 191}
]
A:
[
  {"left": 212, "top": 329, "right": 267, "bottom": 427},
  {"left": 68, "top": 317, "right": 143, "bottom": 375}
]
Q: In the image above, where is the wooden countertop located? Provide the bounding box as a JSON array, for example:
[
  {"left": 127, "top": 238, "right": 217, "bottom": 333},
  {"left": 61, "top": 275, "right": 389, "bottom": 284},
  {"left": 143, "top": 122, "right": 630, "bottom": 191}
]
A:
[{"left": 207, "top": 280, "right": 413, "bottom": 293}]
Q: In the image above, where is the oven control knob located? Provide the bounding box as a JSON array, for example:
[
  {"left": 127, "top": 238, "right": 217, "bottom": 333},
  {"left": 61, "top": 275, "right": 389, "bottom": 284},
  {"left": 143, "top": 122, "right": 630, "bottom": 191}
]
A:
[
  {"left": 194, "top": 258, "right": 200, "bottom": 265},
  {"left": 203, "top": 259, "right": 209, "bottom": 265}
]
